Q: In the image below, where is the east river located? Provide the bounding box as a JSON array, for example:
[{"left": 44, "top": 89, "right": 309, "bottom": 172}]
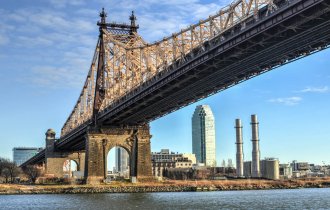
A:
[{"left": 0, "top": 188, "right": 330, "bottom": 209}]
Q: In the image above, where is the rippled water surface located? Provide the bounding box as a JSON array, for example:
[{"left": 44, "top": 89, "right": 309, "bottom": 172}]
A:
[{"left": 1, "top": 188, "right": 330, "bottom": 209}]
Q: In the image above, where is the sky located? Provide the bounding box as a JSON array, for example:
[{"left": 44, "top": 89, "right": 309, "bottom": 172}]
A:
[{"left": 0, "top": 0, "right": 329, "bottom": 168}]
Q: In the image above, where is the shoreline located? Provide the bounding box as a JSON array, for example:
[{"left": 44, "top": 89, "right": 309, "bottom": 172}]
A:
[{"left": 1, "top": 178, "right": 330, "bottom": 195}]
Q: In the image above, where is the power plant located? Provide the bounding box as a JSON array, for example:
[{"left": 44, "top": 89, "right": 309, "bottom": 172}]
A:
[
  {"left": 235, "top": 119, "right": 244, "bottom": 177},
  {"left": 235, "top": 114, "right": 268, "bottom": 179},
  {"left": 251, "top": 114, "right": 261, "bottom": 178}
]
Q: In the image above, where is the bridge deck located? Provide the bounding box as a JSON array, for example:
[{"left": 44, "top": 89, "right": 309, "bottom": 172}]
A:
[{"left": 58, "top": 0, "right": 330, "bottom": 151}]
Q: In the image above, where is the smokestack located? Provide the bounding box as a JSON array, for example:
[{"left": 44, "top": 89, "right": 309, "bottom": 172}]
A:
[
  {"left": 235, "top": 119, "right": 244, "bottom": 177},
  {"left": 251, "top": 114, "right": 260, "bottom": 178}
]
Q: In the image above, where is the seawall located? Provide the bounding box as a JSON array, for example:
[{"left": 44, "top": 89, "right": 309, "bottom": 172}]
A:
[{"left": 1, "top": 179, "right": 330, "bottom": 195}]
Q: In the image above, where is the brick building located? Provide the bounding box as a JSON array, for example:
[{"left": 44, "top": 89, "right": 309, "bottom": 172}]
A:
[{"left": 151, "top": 149, "right": 196, "bottom": 177}]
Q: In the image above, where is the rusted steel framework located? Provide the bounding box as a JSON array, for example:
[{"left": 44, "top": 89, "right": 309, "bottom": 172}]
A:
[{"left": 61, "top": 0, "right": 280, "bottom": 137}]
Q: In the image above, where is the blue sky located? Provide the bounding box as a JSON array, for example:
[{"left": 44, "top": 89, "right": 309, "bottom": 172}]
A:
[{"left": 0, "top": 0, "right": 329, "bottom": 167}]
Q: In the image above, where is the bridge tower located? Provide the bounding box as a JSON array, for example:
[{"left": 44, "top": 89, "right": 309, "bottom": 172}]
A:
[{"left": 84, "top": 9, "right": 152, "bottom": 184}]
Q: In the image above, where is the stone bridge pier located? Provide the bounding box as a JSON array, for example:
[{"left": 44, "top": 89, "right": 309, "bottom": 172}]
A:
[
  {"left": 84, "top": 125, "right": 152, "bottom": 184},
  {"left": 45, "top": 129, "right": 85, "bottom": 178}
]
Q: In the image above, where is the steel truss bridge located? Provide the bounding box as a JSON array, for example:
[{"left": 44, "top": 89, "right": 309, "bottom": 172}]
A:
[{"left": 22, "top": 0, "right": 330, "bottom": 166}]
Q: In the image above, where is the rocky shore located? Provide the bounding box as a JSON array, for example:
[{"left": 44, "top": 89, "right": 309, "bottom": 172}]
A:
[{"left": 1, "top": 178, "right": 330, "bottom": 195}]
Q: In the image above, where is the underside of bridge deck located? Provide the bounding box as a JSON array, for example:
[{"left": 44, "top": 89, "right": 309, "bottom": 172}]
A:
[{"left": 97, "top": 0, "right": 330, "bottom": 127}]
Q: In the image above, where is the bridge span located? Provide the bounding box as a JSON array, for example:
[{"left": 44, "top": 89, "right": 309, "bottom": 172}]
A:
[{"left": 21, "top": 0, "right": 330, "bottom": 183}]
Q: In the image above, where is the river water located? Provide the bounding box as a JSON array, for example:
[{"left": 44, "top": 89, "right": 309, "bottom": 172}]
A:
[{"left": 0, "top": 188, "right": 330, "bottom": 209}]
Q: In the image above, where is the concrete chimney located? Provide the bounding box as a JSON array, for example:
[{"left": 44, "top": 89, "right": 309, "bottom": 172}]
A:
[
  {"left": 251, "top": 114, "right": 260, "bottom": 178},
  {"left": 235, "top": 119, "right": 244, "bottom": 177}
]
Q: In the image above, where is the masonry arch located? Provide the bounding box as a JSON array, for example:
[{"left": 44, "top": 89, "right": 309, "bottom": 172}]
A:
[
  {"left": 106, "top": 145, "right": 132, "bottom": 180},
  {"left": 63, "top": 159, "right": 78, "bottom": 178}
]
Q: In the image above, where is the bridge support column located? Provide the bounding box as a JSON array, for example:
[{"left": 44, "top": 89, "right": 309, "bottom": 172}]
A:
[
  {"left": 44, "top": 129, "right": 85, "bottom": 178},
  {"left": 133, "top": 127, "right": 153, "bottom": 181},
  {"left": 84, "top": 125, "right": 152, "bottom": 184},
  {"left": 45, "top": 153, "right": 85, "bottom": 178}
]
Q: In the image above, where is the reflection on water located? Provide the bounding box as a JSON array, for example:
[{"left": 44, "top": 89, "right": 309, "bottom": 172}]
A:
[{"left": 1, "top": 188, "right": 330, "bottom": 209}]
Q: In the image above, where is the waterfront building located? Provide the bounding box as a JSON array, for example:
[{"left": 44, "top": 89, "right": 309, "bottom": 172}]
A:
[
  {"left": 151, "top": 149, "right": 196, "bottom": 177},
  {"left": 182, "top": 153, "right": 197, "bottom": 165},
  {"left": 290, "top": 160, "right": 309, "bottom": 171},
  {"left": 292, "top": 171, "right": 301, "bottom": 178},
  {"left": 192, "top": 105, "right": 216, "bottom": 167},
  {"left": 260, "top": 158, "right": 279, "bottom": 180},
  {"left": 279, "top": 164, "right": 293, "bottom": 179},
  {"left": 243, "top": 161, "right": 252, "bottom": 178},
  {"left": 325, "top": 168, "right": 330, "bottom": 176},
  {"left": 297, "top": 162, "right": 309, "bottom": 171},
  {"left": 115, "top": 147, "right": 130, "bottom": 177},
  {"left": 291, "top": 160, "right": 310, "bottom": 176},
  {"left": 13, "top": 147, "right": 43, "bottom": 166},
  {"left": 291, "top": 160, "right": 298, "bottom": 171}
]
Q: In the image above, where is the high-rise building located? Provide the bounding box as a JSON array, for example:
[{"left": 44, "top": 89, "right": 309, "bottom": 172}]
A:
[
  {"left": 192, "top": 105, "right": 216, "bottom": 167},
  {"left": 13, "top": 147, "right": 43, "bottom": 166},
  {"left": 115, "top": 147, "right": 130, "bottom": 177}
]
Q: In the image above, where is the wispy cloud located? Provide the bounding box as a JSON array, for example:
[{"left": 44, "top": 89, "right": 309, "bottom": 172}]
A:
[
  {"left": 268, "top": 97, "right": 302, "bottom": 106},
  {"left": 0, "top": 20, "right": 13, "bottom": 46},
  {"left": 101, "top": 0, "right": 229, "bottom": 42},
  {"left": 1, "top": 7, "right": 96, "bottom": 89},
  {"left": 49, "top": 0, "right": 86, "bottom": 8},
  {"left": 0, "top": 34, "right": 9, "bottom": 45},
  {"left": 29, "top": 66, "right": 86, "bottom": 89},
  {"left": 1, "top": 0, "right": 233, "bottom": 90},
  {"left": 26, "top": 45, "right": 93, "bottom": 89},
  {"left": 296, "top": 86, "right": 329, "bottom": 93}
]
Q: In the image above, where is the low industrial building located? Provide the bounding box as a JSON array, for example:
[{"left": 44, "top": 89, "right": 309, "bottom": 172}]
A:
[
  {"left": 279, "top": 164, "right": 293, "bottom": 179},
  {"left": 291, "top": 160, "right": 309, "bottom": 171},
  {"left": 244, "top": 158, "right": 279, "bottom": 180},
  {"left": 260, "top": 158, "right": 279, "bottom": 180},
  {"left": 151, "top": 149, "right": 196, "bottom": 177},
  {"left": 243, "top": 161, "right": 252, "bottom": 178}
]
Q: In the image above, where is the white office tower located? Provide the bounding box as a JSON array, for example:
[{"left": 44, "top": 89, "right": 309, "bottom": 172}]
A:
[
  {"left": 192, "top": 105, "right": 216, "bottom": 166},
  {"left": 251, "top": 114, "right": 261, "bottom": 178},
  {"left": 235, "top": 119, "right": 244, "bottom": 177},
  {"left": 115, "top": 147, "right": 130, "bottom": 177}
]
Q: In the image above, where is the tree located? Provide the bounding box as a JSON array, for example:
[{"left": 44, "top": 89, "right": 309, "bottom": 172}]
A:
[
  {"left": 2, "top": 168, "right": 10, "bottom": 183},
  {"left": 0, "top": 158, "right": 10, "bottom": 183},
  {"left": 0, "top": 158, "right": 21, "bottom": 183},
  {"left": 6, "top": 162, "right": 21, "bottom": 183},
  {"left": 23, "top": 165, "right": 42, "bottom": 184},
  {"left": 0, "top": 158, "right": 9, "bottom": 173}
]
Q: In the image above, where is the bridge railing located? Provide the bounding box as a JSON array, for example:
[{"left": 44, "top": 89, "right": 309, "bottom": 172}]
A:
[{"left": 61, "top": 0, "right": 281, "bottom": 137}]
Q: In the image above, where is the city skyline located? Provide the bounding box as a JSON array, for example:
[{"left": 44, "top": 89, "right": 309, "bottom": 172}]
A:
[{"left": 0, "top": 0, "right": 330, "bottom": 166}]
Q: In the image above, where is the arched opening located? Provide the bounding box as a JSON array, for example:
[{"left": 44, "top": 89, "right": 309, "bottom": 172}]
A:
[
  {"left": 106, "top": 146, "right": 130, "bottom": 181},
  {"left": 63, "top": 159, "right": 78, "bottom": 178}
]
